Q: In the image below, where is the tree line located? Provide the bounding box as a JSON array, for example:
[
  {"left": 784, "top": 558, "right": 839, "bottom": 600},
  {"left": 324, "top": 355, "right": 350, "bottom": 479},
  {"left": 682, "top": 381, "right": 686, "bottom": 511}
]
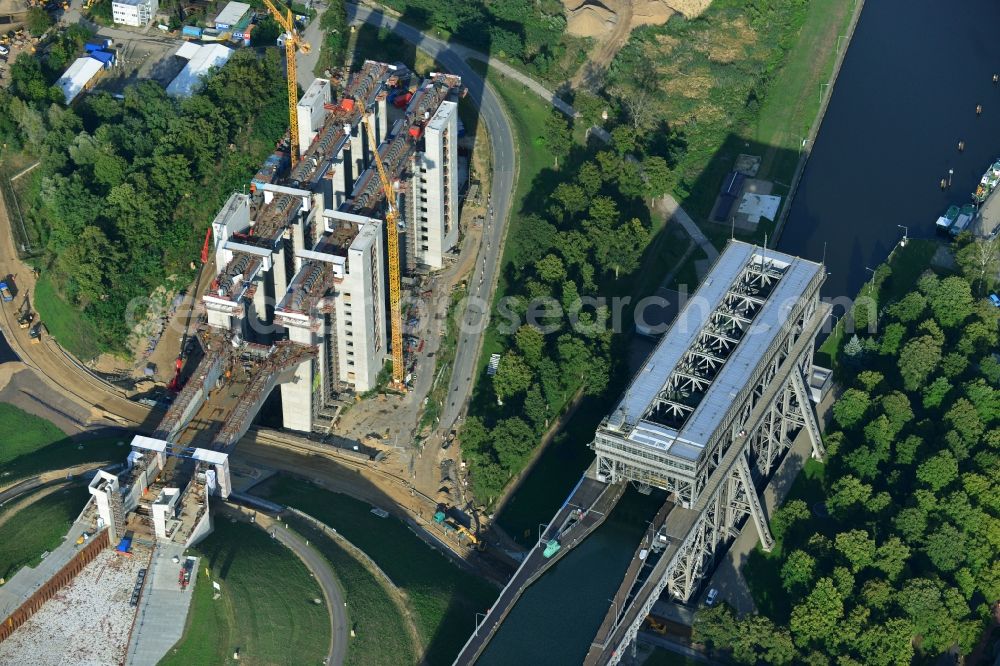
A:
[
  {"left": 693, "top": 246, "right": 1000, "bottom": 665},
  {"left": 375, "top": 0, "right": 575, "bottom": 81},
  {"left": 0, "top": 38, "right": 288, "bottom": 352},
  {"left": 460, "top": 111, "right": 673, "bottom": 506}
]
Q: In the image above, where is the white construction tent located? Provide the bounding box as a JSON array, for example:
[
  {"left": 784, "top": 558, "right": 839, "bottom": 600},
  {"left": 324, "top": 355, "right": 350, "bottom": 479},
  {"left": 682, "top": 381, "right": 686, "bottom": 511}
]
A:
[
  {"left": 56, "top": 57, "right": 104, "bottom": 104},
  {"left": 166, "top": 43, "right": 233, "bottom": 97}
]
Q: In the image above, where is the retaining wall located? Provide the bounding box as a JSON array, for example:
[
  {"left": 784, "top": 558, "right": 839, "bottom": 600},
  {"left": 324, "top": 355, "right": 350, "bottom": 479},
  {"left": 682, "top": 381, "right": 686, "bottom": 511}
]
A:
[{"left": 0, "top": 529, "right": 110, "bottom": 643}]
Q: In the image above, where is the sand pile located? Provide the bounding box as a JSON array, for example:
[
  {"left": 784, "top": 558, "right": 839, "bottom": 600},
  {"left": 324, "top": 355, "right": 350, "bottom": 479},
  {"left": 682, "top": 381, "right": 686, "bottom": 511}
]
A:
[{"left": 563, "top": 0, "right": 712, "bottom": 38}]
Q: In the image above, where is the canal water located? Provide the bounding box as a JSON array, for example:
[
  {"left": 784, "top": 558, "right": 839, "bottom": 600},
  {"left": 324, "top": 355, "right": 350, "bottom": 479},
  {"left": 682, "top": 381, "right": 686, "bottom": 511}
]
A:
[
  {"left": 778, "top": 0, "right": 1000, "bottom": 299},
  {"left": 0, "top": 331, "right": 19, "bottom": 364},
  {"left": 480, "top": 489, "right": 666, "bottom": 665},
  {"left": 487, "top": 1, "right": 998, "bottom": 659}
]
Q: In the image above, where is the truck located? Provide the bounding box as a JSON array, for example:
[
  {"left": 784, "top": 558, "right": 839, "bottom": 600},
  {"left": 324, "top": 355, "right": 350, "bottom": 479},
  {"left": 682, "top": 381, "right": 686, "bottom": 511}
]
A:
[
  {"left": 0, "top": 279, "right": 12, "bottom": 302},
  {"left": 29, "top": 321, "right": 44, "bottom": 343}
]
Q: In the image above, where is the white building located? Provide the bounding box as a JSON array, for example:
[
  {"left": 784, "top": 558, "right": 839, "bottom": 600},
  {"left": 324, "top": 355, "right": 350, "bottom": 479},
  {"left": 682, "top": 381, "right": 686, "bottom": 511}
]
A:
[
  {"left": 297, "top": 78, "right": 332, "bottom": 157},
  {"left": 277, "top": 211, "right": 386, "bottom": 430},
  {"left": 166, "top": 43, "right": 233, "bottom": 97},
  {"left": 111, "top": 0, "right": 156, "bottom": 27},
  {"left": 410, "top": 100, "right": 458, "bottom": 268},
  {"left": 56, "top": 57, "right": 104, "bottom": 104},
  {"left": 213, "top": 0, "right": 250, "bottom": 30}
]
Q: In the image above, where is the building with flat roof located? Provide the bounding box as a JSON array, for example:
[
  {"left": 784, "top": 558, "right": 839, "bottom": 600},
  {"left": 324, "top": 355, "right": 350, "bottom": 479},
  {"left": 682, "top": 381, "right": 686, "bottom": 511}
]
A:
[
  {"left": 111, "top": 0, "right": 156, "bottom": 26},
  {"left": 297, "top": 78, "right": 332, "bottom": 157},
  {"left": 408, "top": 99, "right": 459, "bottom": 268},
  {"left": 213, "top": 0, "right": 250, "bottom": 30},
  {"left": 56, "top": 57, "right": 104, "bottom": 104},
  {"left": 166, "top": 43, "right": 233, "bottom": 97},
  {"left": 592, "top": 241, "right": 825, "bottom": 506}
]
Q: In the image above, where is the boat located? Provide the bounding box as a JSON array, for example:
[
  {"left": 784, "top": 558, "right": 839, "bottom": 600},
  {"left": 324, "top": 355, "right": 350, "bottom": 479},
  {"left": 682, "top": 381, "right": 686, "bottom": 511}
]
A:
[
  {"left": 542, "top": 539, "right": 561, "bottom": 558},
  {"left": 951, "top": 203, "right": 977, "bottom": 237},
  {"left": 973, "top": 159, "right": 1000, "bottom": 202},
  {"left": 935, "top": 205, "right": 960, "bottom": 234}
]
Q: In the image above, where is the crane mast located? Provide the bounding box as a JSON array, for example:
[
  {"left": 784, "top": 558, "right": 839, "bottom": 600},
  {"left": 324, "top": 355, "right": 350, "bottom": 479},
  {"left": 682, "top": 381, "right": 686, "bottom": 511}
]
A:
[
  {"left": 262, "top": 0, "right": 309, "bottom": 165},
  {"left": 364, "top": 112, "right": 405, "bottom": 390}
]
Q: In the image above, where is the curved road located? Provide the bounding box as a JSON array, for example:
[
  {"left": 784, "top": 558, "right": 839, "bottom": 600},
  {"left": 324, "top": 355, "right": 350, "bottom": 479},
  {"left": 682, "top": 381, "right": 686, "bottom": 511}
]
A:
[
  {"left": 242, "top": 510, "right": 349, "bottom": 666},
  {"left": 346, "top": 3, "right": 517, "bottom": 433}
]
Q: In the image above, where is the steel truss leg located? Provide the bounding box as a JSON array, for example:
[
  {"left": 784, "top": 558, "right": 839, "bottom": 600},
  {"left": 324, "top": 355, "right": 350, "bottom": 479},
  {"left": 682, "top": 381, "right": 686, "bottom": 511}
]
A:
[
  {"left": 736, "top": 457, "right": 774, "bottom": 551},
  {"left": 790, "top": 370, "right": 826, "bottom": 460}
]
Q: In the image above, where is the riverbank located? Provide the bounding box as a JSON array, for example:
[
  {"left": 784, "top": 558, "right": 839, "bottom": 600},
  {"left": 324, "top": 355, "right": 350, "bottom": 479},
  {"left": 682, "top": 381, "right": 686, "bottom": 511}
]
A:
[{"left": 771, "top": 0, "right": 866, "bottom": 244}]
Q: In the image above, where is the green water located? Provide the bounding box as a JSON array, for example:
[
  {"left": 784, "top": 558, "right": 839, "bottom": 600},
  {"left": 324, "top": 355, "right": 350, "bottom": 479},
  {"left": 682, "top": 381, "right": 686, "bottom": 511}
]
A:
[{"left": 479, "top": 489, "right": 664, "bottom": 665}]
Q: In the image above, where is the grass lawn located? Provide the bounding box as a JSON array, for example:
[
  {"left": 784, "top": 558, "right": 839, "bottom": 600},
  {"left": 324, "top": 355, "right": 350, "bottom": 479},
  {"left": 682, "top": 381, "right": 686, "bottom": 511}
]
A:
[
  {"left": 285, "top": 517, "right": 418, "bottom": 666},
  {"left": 743, "top": 458, "right": 828, "bottom": 622},
  {"left": 258, "top": 477, "right": 497, "bottom": 664},
  {"left": 33, "top": 272, "right": 102, "bottom": 362},
  {"left": 752, "top": 0, "right": 858, "bottom": 184},
  {"left": 0, "top": 484, "right": 90, "bottom": 581},
  {"left": 0, "top": 404, "right": 126, "bottom": 487},
  {"left": 0, "top": 403, "right": 68, "bottom": 466},
  {"left": 160, "top": 518, "right": 329, "bottom": 666}
]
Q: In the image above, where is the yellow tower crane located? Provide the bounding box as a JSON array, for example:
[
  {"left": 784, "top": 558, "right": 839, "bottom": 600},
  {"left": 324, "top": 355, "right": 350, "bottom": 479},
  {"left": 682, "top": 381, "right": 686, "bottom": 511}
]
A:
[
  {"left": 262, "top": 0, "right": 310, "bottom": 166},
  {"left": 363, "top": 112, "right": 405, "bottom": 390}
]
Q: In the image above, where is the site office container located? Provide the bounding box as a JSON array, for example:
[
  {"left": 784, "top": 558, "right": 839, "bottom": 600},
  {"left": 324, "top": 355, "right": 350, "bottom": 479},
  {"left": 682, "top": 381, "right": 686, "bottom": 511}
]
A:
[{"left": 90, "top": 50, "right": 115, "bottom": 68}]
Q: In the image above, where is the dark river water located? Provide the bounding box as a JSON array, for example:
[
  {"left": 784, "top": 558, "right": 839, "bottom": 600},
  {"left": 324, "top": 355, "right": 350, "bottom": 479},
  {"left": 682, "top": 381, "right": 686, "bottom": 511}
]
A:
[
  {"left": 0, "top": 331, "right": 19, "bottom": 364},
  {"left": 779, "top": 0, "right": 1000, "bottom": 298},
  {"left": 487, "top": 1, "right": 997, "bottom": 660}
]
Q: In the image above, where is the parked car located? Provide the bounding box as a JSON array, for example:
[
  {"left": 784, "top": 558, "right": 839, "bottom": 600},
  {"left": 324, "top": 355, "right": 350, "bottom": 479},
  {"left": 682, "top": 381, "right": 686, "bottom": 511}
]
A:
[
  {"left": 705, "top": 588, "right": 719, "bottom": 606},
  {"left": 0, "top": 46, "right": 8, "bottom": 56},
  {"left": 989, "top": 293, "right": 1000, "bottom": 308}
]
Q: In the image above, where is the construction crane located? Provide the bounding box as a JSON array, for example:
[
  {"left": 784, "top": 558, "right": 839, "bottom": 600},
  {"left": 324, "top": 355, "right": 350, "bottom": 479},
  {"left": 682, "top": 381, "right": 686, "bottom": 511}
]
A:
[
  {"left": 262, "top": 0, "right": 310, "bottom": 166},
  {"left": 363, "top": 112, "right": 405, "bottom": 390}
]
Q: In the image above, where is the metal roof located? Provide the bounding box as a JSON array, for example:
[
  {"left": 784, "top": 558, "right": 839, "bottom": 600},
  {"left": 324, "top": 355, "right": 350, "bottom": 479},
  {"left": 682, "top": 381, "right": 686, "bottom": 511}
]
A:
[
  {"left": 56, "top": 57, "right": 103, "bottom": 103},
  {"left": 610, "top": 241, "right": 823, "bottom": 460},
  {"left": 214, "top": 0, "right": 250, "bottom": 26},
  {"left": 166, "top": 44, "right": 233, "bottom": 97}
]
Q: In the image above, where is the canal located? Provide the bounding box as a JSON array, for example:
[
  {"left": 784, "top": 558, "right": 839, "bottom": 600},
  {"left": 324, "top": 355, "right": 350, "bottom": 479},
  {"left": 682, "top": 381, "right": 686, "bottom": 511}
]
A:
[
  {"left": 486, "top": 0, "right": 996, "bottom": 660},
  {"left": 481, "top": 489, "right": 666, "bottom": 665},
  {"left": 778, "top": 0, "right": 1000, "bottom": 298},
  {"left": 0, "top": 331, "right": 19, "bottom": 365}
]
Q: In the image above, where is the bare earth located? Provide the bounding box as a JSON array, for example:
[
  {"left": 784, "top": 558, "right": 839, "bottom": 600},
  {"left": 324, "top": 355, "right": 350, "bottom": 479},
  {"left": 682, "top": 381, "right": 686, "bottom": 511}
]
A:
[{"left": 566, "top": 0, "right": 712, "bottom": 87}]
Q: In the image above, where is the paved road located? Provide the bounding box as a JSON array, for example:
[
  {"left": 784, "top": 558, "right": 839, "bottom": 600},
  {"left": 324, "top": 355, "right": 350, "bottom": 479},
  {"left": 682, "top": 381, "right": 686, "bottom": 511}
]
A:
[
  {"left": 244, "top": 510, "right": 349, "bottom": 666},
  {"left": 297, "top": 3, "right": 327, "bottom": 88},
  {"left": 346, "top": 4, "right": 517, "bottom": 436}
]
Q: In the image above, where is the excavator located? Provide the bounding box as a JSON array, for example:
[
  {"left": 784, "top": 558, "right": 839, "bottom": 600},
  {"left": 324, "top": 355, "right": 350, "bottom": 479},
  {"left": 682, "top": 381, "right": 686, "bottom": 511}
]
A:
[{"left": 16, "top": 295, "right": 33, "bottom": 329}]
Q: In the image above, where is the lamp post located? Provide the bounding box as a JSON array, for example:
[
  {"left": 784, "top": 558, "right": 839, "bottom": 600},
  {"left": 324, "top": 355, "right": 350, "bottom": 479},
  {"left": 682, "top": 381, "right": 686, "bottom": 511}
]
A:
[
  {"left": 897, "top": 224, "right": 908, "bottom": 246},
  {"left": 948, "top": 168, "right": 954, "bottom": 187},
  {"left": 865, "top": 266, "right": 876, "bottom": 295}
]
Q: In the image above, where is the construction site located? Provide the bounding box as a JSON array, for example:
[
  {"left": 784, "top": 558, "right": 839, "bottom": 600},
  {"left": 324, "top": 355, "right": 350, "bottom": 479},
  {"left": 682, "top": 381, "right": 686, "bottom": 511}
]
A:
[{"left": 0, "top": 48, "right": 472, "bottom": 661}]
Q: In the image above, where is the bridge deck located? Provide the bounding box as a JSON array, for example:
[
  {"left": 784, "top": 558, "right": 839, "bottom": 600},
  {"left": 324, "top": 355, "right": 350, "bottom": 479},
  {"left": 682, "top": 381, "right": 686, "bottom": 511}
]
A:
[
  {"left": 588, "top": 500, "right": 676, "bottom": 651},
  {"left": 452, "top": 473, "right": 624, "bottom": 665}
]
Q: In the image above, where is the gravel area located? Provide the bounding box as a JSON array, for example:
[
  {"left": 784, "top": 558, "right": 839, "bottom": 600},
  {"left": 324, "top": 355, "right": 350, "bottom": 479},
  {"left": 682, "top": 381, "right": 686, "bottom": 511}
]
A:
[{"left": 0, "top": 544, "right": 150, "bottom": 665}]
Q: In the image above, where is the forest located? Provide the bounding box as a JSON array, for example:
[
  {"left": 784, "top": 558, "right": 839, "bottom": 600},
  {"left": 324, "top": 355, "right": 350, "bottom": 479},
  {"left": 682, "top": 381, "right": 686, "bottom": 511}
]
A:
[
  {"left": 0, "top": 35, "right": 288, "bottom": 353},
  {"left": 372, "top": 0, "right": 583, "bottom": 83},
  {"left": 458, "top": 108, "right": 674, "bottom": 505},
  {"left": 693, "top": 239, "right": 1000, "bottom": 664}
]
